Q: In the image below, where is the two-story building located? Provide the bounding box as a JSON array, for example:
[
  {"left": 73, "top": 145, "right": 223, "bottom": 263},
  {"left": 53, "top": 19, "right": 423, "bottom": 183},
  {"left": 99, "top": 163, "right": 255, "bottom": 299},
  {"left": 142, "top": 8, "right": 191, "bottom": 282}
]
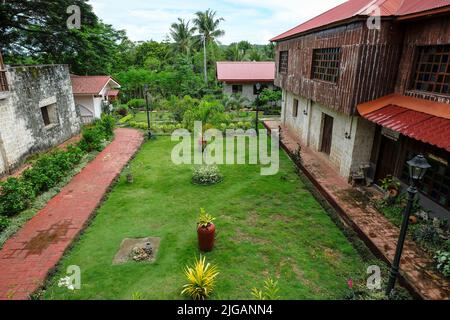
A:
[{"left": 271, "top": 0, "right": 450, "bottom": 217}]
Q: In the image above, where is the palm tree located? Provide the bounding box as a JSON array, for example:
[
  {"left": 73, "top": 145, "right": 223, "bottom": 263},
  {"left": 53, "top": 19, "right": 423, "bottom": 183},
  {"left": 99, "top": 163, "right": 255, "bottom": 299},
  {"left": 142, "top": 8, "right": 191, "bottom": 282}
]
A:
[
  {"left": 193, "top": 9, "right": 225, "bottom": 45},
  {"left": 170, "top": 18, "right": 196, "bottom": 55},
  {"left": 226, "top": 43, "right": 244, "bottom": 61}
]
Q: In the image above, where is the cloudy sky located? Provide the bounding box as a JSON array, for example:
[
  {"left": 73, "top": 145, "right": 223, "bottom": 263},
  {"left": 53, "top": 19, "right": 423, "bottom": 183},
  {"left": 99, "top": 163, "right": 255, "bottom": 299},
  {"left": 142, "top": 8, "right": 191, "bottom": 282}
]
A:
[{"left": 89, "top": 0, "right": 347, "bottom": 44}]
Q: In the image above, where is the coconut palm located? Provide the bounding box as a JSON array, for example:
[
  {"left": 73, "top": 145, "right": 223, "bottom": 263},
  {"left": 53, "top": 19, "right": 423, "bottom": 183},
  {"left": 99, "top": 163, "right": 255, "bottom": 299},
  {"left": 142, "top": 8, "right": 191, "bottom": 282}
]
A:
[
  {"left": 193, "top": 9, "right": 225, "bottom": 45},
  {"left": 170, "top": 18, "right": 196, "bottom": 55}
]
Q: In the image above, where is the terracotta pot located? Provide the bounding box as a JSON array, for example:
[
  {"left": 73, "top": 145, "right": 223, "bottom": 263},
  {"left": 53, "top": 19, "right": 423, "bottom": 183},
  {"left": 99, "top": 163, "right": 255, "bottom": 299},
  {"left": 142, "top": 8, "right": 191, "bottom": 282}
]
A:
[
  {"left": 409, "top": 216, "right": 418, "bottom": 224},
  {"left": 387, "top": 188, "right": 399, "bottom": 198},
  {"left": 197, "top": 223, "right": 215, "bottom": 252}
]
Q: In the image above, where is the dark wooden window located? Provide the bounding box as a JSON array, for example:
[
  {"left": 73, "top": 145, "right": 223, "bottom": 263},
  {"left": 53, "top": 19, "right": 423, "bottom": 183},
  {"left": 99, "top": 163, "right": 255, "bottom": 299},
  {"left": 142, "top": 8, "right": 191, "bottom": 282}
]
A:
[
  {"left": 292, "top": 99, "right": 299, "bottom": 117},
  {"left": 312, "top": 48, "right": 341, "bottom": 83},
  {"left": 411, "top": 44, "right": 450, "bottom": 95},
  {"left": 232, "top": 85, "right": 242, "bottom": 94},
  {"left": 401, "top": 151, "right": 450, "bottom": 210},
  {"left": 279, "top": 51, "right": 289, "bottom": 74}
]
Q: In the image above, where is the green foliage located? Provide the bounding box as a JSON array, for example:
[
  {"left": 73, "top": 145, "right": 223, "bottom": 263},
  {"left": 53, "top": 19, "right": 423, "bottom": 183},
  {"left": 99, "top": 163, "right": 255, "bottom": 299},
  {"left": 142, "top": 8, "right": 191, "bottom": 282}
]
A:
[
  {"left": 192, "top": 165, "right": 223, "bottom": 185},
  {"left": 0, "top": 178, "right": 35, "bottom": 216},
  {"left": 413, "top": 223, "right": 444, "bottom": 250},
  {"left": 251, "top": 278, "right": 280, "bottom": 300},
  {"left": 127, "top": 99, "right": 146, "bottom": 109},
  {"left": 379, "top": 175, "right": 401, "bottom": 191},
  {"left": 118, "top": 114, "right": 133, "bottom": 124},
  {"left": 435, "top": 250, "right": 450, "bottom": 277},
  {"left": 0, "top": 216, "right": 9, "bottom": 232},
  {"left": 181, "top": 255, "right": 219, "bottom": 300},
  {"left": 198, "top": 208, "right": 215, "bottom": 228},
  {"left": 79, "top": 116, "right": 115, "bottom": 152}
]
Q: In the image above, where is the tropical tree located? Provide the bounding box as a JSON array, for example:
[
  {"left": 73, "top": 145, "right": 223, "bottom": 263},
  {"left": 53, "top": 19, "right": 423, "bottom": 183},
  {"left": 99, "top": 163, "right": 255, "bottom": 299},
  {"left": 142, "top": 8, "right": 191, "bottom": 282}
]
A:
[
  {"left": 225, "top": 43, "right": 244, "bottom": 61},
  {"left": 193, "top": 9, "right": 225, "bottom": 45},
  {"left": 170, "top": 18, "right": 196, "bottom": 55}
]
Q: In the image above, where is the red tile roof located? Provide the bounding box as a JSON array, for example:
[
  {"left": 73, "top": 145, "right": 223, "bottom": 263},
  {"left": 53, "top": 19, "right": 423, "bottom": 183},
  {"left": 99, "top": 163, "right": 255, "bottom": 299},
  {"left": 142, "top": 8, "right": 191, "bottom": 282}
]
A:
[
  {"left": 216, "top": 61, "right": 275, "bottom": 83},
  {"left": 363, "top": 104, "right": 450, "bottom": 152},
  {"left": 271, "top": 0, "right": 450, "bottom": 41},
  {"left": 71, "top": 75, "right": 119, "bottom": 95},
  {"left": 358, "top": 94, "right": 450, "bottom": 152}
]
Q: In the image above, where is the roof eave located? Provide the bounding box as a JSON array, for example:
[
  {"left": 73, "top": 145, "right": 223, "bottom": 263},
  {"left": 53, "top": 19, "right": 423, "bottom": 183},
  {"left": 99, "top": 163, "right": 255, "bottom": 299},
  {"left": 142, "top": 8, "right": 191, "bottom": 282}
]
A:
[{"left": 271, "top": 15, "right": 395, "bottom": 43}]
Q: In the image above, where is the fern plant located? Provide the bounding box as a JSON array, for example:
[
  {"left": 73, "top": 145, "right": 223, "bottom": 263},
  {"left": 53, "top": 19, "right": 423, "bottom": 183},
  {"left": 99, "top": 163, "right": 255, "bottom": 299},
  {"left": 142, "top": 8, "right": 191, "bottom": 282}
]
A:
[
  {"left": 181, "top": 255, "right": 219, "bottom": 300},
  {"left": 251, "top": 277, "right": 280, "bottom": 300}
]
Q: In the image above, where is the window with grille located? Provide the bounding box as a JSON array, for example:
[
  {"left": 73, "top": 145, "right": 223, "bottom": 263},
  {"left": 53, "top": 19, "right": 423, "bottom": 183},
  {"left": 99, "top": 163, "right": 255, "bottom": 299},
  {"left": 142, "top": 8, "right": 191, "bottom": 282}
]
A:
[
  {"left": 279, "top": 51, "right": 289, "bottom": 74},
  {"left": 411, "top": 45, "right": 450, "bottom": 95},
  {"left": 312, "top": 48, "right": 341, "bottom": 83},
  {"left": 293, "top": 99, "right": 299, "bottom": 117}
]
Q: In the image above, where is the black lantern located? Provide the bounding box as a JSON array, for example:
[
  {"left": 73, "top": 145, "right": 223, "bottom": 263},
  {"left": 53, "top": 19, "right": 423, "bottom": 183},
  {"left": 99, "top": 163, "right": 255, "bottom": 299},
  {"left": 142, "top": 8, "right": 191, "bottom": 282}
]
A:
[
  {"left": 255, "top": 83, "right": 262, "bottom": 135},
  {"left": 386, "top": 153, "right": 431, "bottom": 297},
  {"left": 143, "top": 84, "right": 152, "bottom": 139},
  {"left": 407, "top": 154, "right": 431, "bottom": 182}
]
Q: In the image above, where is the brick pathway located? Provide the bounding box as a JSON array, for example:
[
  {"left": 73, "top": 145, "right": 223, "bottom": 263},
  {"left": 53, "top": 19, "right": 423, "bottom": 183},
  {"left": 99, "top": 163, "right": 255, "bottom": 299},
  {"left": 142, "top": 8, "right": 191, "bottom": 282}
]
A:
[
  {"left": 0, "top": 128, "right": 144, "bottom": 300},
  {"left": 264, "top": 120, "right": 450, "bottom": 300}
]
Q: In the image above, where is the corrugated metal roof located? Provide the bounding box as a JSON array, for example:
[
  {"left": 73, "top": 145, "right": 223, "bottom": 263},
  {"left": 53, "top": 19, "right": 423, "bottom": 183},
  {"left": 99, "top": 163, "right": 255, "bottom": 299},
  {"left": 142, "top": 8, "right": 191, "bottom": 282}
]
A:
[
  {"left": 271, "top": 0, "right": 450, "bottom": 42},
  {"left": 216, "top": 61, "right": 275, "bottom": 82},
  {"left": 71, "top": 75, "right": 120, "bottom": 95},
  {"left": 363, "top": 104, "right": 450, "bottom": 152}
]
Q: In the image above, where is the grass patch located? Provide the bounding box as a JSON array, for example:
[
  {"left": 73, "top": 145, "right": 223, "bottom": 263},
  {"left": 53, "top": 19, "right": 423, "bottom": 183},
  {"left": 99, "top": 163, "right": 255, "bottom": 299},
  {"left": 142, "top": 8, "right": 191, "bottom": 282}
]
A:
[{"left": 43, "top": 137, "right": 379, "bottom": 300}]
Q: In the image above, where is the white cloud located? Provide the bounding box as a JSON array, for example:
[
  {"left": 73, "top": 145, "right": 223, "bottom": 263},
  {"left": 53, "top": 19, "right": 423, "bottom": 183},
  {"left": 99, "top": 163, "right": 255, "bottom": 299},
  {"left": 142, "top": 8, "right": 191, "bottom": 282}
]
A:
[{"left": 88, "top": 0, "right": 347, "bottom": 44}]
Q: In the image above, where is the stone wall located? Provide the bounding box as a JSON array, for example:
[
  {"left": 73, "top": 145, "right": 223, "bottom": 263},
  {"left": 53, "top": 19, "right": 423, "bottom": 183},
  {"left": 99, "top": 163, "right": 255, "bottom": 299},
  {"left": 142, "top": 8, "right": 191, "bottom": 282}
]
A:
[
  {"left": 281, "top": 90, "right": 375, "bottom": 178},
  {"left": 0, "top": 65, "right": 81, "bottom": 176}
]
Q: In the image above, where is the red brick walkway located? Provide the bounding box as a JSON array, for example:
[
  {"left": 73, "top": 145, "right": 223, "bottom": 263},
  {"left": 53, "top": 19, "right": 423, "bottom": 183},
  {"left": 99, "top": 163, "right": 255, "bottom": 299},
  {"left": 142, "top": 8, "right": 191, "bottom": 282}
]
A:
[
  {"left": 0, "top": 128, "right": 144, "bottom": 300},
  {"left": 264, "top": 120, "right": 450, "bottom": 300}
]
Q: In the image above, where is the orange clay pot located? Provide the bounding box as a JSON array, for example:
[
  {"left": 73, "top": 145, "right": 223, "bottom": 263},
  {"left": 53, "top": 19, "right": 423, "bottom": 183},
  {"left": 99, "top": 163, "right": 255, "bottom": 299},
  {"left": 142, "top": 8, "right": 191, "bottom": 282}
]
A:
[{"left": 197, "top": 223, "right": 215, "bottom": 252}]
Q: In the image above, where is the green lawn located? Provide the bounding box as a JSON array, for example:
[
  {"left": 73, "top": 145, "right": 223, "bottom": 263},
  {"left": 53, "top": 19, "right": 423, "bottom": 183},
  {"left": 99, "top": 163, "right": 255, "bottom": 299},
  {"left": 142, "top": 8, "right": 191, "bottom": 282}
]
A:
[{"left": 43, "top": 137, "right": 371, "bottom": 300}]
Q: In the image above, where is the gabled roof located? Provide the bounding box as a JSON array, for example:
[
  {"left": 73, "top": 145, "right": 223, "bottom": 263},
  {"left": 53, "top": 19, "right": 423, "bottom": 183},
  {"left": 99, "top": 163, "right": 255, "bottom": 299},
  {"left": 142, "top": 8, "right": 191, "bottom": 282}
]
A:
[
  {"left": 70, "top": 75, "right": 121, "bottom": 95},
  {"left": 271, "top": 0, "right": 450, "bottom": 42},
  {"left": 216, "top": 61, "right": 275, "bottom": 83}
]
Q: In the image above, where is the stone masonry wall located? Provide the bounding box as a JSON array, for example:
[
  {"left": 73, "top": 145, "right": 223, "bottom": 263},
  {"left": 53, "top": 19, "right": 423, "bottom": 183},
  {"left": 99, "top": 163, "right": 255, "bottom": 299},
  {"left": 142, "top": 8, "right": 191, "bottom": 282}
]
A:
[
  {"left": 0, "top": 65, "right": 81, "bottom": 176},
  {"left": 281, "top": 90, "right": 375, "bottom": 178}
]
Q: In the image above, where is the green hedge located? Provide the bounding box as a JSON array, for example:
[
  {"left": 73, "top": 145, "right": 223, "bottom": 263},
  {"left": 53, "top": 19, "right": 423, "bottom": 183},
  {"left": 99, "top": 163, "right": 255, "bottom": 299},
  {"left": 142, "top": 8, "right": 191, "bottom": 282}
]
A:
[{"left": 0, "top": 115, "right": 115, "bottom": 218}]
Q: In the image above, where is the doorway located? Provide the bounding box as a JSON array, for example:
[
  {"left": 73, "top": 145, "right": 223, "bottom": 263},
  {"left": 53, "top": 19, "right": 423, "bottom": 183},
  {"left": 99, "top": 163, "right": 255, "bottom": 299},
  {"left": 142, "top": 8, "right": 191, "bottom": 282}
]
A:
[
  {"left": 375, "top": 135, "right": 398, "bottom": 183},
  {"left": 320, "top": 114, "right": 333, "bottom": 155}
]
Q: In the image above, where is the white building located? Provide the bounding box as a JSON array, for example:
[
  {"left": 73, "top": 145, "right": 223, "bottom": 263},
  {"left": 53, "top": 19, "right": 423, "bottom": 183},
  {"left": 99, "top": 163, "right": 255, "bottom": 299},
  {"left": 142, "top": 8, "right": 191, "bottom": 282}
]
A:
[
  {"left": 70, "top": 75, "right": 121, "bottom": 123},
  {"left": 216, "top": 61, "right": 276, "bottom": 102}
]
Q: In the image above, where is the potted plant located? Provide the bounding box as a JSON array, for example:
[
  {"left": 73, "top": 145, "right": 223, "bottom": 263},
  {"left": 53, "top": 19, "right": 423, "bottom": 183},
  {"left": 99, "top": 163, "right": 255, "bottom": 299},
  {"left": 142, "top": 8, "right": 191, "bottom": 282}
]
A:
[
  {"left": 380, "top": 175, "right": 401, "bottom": 203},
  {"left": 197, "top": 208, "right": 216, "bottom": 252}
]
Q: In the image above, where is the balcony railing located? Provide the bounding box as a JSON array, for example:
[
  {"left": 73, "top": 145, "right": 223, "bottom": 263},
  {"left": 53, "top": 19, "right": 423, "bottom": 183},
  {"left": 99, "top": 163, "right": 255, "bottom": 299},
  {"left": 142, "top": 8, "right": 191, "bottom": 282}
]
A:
[{"left": 0, "top": 70, "right": 8, "bottom": 92}]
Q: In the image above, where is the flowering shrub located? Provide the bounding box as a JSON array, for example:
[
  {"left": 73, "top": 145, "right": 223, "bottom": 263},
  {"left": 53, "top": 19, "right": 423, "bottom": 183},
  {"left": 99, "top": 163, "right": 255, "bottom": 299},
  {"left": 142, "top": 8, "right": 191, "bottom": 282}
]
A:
[{"left": 192, "top": 165, "right": 223, "bottom": 186}]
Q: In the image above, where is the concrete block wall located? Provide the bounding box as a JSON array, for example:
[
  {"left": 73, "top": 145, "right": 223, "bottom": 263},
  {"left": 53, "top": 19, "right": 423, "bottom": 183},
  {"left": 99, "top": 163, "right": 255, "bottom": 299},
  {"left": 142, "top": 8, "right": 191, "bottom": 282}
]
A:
[
  {"left": 0, "top": 65, "right": 81, "bottom": 176},
  {"left": 282, "top": 90, "right": 374, "bottom": 178}
]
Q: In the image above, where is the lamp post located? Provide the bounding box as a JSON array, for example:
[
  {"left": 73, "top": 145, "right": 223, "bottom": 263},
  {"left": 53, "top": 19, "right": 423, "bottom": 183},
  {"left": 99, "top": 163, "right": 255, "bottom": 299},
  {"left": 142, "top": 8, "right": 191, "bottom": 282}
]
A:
[
  {"left": 202, "top": 34, "right": 208, "bottom": 85},
  {"left": 143, "top": 84, "right": 152, "bottom": 139},
  {"left": 255, "top": 83, "right": 261, "bottom": 136},
  {"left": 385, "top": 154, "right": 431, "bottom": 297}
]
